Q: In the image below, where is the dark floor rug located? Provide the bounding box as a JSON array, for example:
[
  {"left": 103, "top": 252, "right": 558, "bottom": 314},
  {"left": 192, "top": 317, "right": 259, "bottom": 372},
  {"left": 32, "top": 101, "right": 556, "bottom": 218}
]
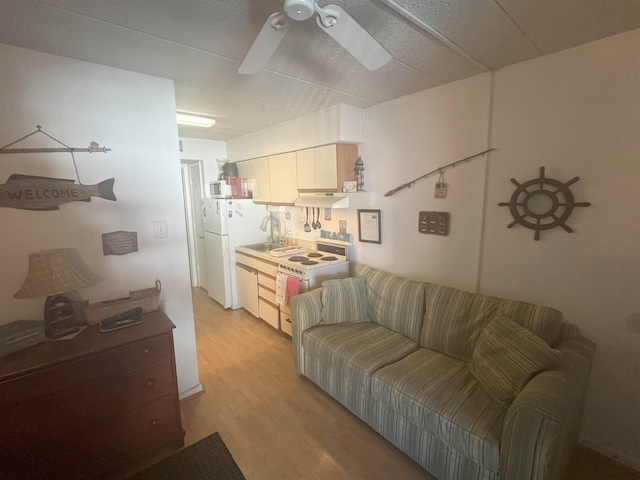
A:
[{"left": 127, "top": 432, "right": 246, "bottom": 480}]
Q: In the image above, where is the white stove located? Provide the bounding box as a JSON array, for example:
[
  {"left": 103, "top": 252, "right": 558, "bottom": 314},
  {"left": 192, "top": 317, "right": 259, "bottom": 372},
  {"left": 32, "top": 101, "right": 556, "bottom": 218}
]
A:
[{"left": 277, "top": 239, "right": 350, "bottom": 290}]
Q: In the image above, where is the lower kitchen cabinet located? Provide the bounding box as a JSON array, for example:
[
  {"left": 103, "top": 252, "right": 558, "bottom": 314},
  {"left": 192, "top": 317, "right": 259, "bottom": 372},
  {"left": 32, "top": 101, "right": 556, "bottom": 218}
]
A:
[
  {"left": 236, "top": 249, "right": 281, "bottom": 330},
  {"left": 236, "top": 263, "right": 259, "bottom": 317},
  {"left": 0, "top": 310, "right": 184, "bottom": 480}
]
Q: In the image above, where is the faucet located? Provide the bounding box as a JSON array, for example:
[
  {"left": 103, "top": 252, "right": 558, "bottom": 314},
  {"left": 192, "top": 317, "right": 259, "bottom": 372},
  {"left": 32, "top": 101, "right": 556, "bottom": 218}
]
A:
[{"left": 261, "top": 214, "right": 282, "bottom": 244}]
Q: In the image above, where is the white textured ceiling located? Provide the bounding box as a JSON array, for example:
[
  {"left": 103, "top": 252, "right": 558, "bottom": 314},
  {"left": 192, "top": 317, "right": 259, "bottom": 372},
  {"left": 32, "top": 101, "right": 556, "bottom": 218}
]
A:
[{"left": 0, "top": 0, "right": 638, "bottom": 141}]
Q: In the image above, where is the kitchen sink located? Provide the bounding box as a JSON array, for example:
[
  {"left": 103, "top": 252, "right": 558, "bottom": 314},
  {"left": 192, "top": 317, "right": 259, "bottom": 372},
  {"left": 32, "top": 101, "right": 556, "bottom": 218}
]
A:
[{"left": 241, "top": 242, "right": 281, "bottom": 252}]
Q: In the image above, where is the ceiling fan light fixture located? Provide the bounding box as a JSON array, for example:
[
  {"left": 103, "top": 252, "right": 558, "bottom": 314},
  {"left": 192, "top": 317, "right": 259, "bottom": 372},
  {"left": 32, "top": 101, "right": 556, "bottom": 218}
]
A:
[
  {"left": 176, "top": 112, "right": 216, "bottom": 127},
  {"left": 284, "top": 0, "right": 315, "bottom": 21}
]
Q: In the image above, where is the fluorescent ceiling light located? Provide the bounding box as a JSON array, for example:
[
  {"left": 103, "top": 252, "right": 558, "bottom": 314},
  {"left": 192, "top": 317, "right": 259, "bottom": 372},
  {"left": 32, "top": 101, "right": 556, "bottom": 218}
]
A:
[{"left": 176, "top": 112, "right": 216, "bottom": 127}]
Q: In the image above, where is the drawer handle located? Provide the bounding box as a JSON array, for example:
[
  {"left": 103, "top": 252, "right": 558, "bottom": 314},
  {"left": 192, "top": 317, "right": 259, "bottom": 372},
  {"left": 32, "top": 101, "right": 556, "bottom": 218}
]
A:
[
  {"left": 150, "top": 419, "right": 159, "bottom": 427},
  {"left": 145, "top": 378, "right": 156, "bottom": 388},
  {"left": 142, "top": 347, "right": 151, "bottom": 355},
  {"left": 286, "top": 318, "right": 292, "bottom": 323}
]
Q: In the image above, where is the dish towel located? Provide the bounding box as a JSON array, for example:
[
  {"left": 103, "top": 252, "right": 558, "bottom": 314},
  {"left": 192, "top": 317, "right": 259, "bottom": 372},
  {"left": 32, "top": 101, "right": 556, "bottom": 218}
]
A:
[
  {"left": 275, "top": 272, "right": 288, "bottom": 305},
  {"left": 286, "top": 276, "right": 302, "bottom": 305}
]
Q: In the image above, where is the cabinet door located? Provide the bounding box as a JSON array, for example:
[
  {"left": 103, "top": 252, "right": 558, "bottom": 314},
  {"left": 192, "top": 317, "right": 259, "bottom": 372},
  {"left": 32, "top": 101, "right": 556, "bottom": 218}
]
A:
[
  {"left": 251, "top": 156, "right": 271, "bottom": 203},
  {"left": 314, "top": 144, "right": 339, "bottom": 191},
  {"left": 269, "top": 152, "right": 298, "bottom": 204},
  {"left": 236, "top": 160, "right": 252, "bottom": 179},
  {"left": 296, "top": 148, "right": 316, "bottom": 190},
  {"left": 235, "top": 264, "right": 259, "bottom": 317}
]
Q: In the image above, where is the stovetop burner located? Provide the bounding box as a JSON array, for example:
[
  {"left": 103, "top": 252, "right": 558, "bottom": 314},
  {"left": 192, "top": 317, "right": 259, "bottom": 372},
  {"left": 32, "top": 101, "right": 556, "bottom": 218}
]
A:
[
  {"left": 301, "top": 261, "right": 319, "bottom": 266},
  {"left": 288, "top": 256, "right": 308, "bottom": 262},
  {"left": 320, "top": 256, "right": 338, "bottom": 261},
  {"left": 307, "top": 252, "right": 323, "bottom": 258}
]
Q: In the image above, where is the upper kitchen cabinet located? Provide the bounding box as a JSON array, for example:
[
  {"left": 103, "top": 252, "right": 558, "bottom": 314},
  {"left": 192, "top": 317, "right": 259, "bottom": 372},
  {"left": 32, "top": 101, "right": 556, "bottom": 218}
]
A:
[
  {"left": 268, "top": 152, "right": 298, "bottom": 204},
  {"left": 236, "top": 160, "right": 252, "bottom": 180},
  {"left": 251, "top": 156, "right": 271, "bottom": 203},
  {"left": 297, "top": 144, "right": 358, "bottom": 193}
]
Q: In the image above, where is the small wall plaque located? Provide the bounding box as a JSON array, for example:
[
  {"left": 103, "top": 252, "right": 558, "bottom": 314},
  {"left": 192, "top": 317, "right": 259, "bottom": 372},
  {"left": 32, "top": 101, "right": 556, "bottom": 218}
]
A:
[
  {"left": 102, "top": 231, "right": 139, "bottom": 255},
  {"left": 419, "top": 211, "right": 450, "bottom": 236}
]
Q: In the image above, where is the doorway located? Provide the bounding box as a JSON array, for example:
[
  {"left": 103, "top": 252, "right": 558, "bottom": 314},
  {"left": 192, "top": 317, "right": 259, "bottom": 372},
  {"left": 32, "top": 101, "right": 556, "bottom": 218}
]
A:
[{"left": 181, "top": 161, "right": 207, "bottom": 289}]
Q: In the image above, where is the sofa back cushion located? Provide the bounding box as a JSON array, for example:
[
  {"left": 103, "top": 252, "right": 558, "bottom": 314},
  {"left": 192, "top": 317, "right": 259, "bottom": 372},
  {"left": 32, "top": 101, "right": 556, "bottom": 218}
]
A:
[
  {"left": 499, "top": 299, "right": 563, "bottom": 346},
  {"left": 469, "top": 312, "right": 562, "bottom": 409},
  {"left": 321, "top": 277, "right": 368, "bottom": 325},
  {"left": 355, "top": 264, "right": 426, "bottom": 342},
  {"left": 420, "top": 284, "right": 502, "bottom": 361},
  {"left": 420, "top": 283, "right": 565, "bottom": 360}
]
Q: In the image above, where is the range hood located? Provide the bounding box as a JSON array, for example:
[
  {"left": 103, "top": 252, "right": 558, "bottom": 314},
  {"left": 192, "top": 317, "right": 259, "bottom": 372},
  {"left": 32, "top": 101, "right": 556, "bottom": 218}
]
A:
[{"left": 294, "top": 192, "right": 370, "bottom": 209}]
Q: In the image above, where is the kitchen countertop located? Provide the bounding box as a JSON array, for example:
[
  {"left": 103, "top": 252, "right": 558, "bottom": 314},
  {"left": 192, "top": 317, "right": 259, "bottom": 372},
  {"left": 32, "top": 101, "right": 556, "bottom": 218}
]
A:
[
  {"left": 235, "top": 245, "right": 303, "bottom": 263},
  {"left": 236, "top": 238, "right": 316, "bottom": 262}
]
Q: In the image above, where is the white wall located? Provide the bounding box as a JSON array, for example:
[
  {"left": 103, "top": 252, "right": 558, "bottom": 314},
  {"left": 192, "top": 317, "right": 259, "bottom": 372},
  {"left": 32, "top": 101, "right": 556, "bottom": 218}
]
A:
[
  {"left": 482, "top": 29, "right": 640, "bottom": 468},
  {"left": 358, "top": 74, "right": 492, "bottom": 291},
  {"left": 0, "top": 44, "right": 201, "bottom": 398},
  {"left": 180, "top": 137, "right": 227, "bottom": 188}
]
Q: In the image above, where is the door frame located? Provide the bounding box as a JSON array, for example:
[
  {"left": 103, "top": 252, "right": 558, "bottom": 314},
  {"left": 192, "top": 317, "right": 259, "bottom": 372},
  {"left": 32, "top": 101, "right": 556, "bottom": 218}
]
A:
[{"left": 181, "top": 160, "right": 205, "bottom": 287}]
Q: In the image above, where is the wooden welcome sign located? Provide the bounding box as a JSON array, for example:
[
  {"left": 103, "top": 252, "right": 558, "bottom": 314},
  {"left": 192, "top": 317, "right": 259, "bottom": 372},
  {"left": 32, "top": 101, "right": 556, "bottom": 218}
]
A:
[
  {"left": 0, "top": 174, "right": 116, "bottom": 211},
  {"left": 0, "top": 126, "right": 114, "bottom": 211}
]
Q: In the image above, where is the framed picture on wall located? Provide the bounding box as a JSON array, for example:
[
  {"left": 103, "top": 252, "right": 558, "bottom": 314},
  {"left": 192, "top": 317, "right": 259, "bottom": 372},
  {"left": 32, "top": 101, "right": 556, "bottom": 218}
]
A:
[{"left": 358, "top": 209, "right": 381, "bottom": 244}]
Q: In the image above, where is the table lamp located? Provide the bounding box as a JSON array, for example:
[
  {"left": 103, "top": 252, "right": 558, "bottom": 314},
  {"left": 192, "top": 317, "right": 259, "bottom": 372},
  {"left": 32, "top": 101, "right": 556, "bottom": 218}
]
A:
[{"left": 14, "top": 249, "right": 90, "bottom": 339}]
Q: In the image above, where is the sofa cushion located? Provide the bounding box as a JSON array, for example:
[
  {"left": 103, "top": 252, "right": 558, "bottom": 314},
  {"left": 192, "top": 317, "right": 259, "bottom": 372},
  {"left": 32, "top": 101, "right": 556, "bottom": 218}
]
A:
[
  {"left": 302, "top": 322, "right": 419, "bottom": 392},
  {"left": 499, "top": 299, "right": 563, "bottom": 346},
  {"left": 321, "top": 277, "right": 368, "bottom": 325},
  {"left": 371, "top": 348, "right": 505, "bottom": 472},
  {"left": 420, "top": 284, "right": 502, "bottom": 361},
  {"left": 355, "top": 264, "right": 426, "bottom": 342},
  {"left": 469, "top": 313, "right": 562, "bottom": 409}
]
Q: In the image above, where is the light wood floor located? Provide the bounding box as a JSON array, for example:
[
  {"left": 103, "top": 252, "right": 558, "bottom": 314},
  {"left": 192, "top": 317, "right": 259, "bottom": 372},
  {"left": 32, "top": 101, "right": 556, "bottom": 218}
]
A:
[{"left": 174, "top": 287, "right": 639, "bottom": 480}]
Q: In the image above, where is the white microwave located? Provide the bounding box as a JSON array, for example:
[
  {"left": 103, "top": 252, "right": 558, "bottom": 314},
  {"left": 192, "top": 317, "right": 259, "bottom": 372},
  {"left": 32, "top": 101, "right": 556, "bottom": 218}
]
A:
[{"left": 210, "top": 180, "right": 232, "bottom": 198}]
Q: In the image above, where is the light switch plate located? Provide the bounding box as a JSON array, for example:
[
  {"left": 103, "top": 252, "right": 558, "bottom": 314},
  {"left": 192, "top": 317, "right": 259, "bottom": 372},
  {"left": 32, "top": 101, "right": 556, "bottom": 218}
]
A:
[{"left": 153, "top": 220, "right": 168, "bottom": 238}]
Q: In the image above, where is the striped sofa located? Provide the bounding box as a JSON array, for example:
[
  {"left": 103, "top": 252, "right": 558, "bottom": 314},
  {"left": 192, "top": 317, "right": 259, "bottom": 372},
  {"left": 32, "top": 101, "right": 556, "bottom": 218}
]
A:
[{"left": 291, "top": 264, "right": 595, "bottom": 480}]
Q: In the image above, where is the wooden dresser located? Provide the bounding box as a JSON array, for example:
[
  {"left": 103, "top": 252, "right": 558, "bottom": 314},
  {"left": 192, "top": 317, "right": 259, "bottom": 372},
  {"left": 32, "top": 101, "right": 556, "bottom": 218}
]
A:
[{"left": 0, "top": 310, "right": 184, "bottom": 479}]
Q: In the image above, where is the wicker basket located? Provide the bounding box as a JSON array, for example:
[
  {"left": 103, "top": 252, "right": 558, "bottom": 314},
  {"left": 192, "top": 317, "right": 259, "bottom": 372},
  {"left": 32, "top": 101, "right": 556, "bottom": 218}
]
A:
[{"left": 83, "top": 280, "right": 161, "bottom": 325}]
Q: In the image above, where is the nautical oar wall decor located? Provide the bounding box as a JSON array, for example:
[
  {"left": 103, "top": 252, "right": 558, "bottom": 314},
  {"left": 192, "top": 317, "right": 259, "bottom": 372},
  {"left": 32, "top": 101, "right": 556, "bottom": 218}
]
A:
[
  {"left": 0, "top": 125, "right": 116, "bottom": 210},
  {"left": 384, "top": 148, "right": 494, "bottom": 197}
]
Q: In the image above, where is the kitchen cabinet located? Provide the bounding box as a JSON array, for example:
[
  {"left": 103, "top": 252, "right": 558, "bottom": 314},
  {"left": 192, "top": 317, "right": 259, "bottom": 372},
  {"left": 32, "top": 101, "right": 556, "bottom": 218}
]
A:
[
  {"left": 296, "top": 148, "right": 316, "bottom": 190},
  {"left": 269, "top": 152, "right": 298, "bottom": 204},
  {"left": 236, "top": 160, "right": 252, "bottom": 180},
  {"left": 251, "top": 156, "right": 271, "bottom": 203},
  {"left": 235, "top": 263, "right": 259, "bottom": 317},
  {"left": 297, "top": 143, "right": 358, "bottom": 193},
  {"left": 235, "top": 249, "right": 280, "bottom": 330}
]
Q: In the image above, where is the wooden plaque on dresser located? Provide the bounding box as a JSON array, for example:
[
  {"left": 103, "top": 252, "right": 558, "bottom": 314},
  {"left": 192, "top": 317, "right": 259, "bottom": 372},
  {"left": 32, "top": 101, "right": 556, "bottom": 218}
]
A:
[{"left": 0, "top": 310, "right": 185, "bottom": 480}]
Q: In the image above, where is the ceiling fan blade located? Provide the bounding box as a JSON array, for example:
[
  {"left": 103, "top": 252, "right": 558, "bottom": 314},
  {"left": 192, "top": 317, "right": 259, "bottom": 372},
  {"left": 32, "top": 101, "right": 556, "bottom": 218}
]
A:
[
  {"left": 239, "top": 12, "right": 291, "bottom": 75},
  {"left": 316, "top": 5, "right": 392, "bottom": 71}
]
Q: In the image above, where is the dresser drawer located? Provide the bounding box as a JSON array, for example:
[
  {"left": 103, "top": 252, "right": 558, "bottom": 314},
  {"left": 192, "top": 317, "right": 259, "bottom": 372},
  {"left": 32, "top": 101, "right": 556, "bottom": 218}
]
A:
[
  {"left": 0, "top": 395, "right": 183, "bottom": 480},
  {"left": 0, "top": 333, "right": 172, "bottom": 405},
  {"left": 1, "top": 357, "right": 176, "bottom": 447}
]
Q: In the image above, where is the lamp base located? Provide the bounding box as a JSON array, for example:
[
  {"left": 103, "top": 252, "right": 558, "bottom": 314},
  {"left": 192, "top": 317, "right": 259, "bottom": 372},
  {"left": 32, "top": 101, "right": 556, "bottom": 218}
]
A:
[{"left": 44, "top": 294, "right": 79, "bottom": 339}]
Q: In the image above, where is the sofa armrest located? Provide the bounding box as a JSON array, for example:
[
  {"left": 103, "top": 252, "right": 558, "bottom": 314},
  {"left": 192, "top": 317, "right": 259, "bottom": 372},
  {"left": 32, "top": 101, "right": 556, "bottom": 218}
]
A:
[
  {"left": 500, "top": 335, "right": 596, "bottom": 480},
  {"left": 290, "top": 288, "right": 324, "bottom": 374}
]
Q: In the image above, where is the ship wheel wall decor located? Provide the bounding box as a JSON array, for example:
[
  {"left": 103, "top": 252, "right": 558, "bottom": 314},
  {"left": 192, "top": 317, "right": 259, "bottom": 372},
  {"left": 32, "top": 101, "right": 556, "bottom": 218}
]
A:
[{"left": 498, "top": 167, "right": 590, "bottom": 241}]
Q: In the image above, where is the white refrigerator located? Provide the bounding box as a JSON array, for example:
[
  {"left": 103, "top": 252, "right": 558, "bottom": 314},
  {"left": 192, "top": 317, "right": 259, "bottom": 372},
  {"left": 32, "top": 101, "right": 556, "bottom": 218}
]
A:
[{"left": 202, "top": 198, "right": 266, "bottom": 309}]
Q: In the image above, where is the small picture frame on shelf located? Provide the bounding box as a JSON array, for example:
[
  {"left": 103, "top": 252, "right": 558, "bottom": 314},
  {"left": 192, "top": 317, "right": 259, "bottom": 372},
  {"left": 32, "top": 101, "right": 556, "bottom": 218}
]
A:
[{"left": 343, "top": 181, "right": 357, "bottom": 193}]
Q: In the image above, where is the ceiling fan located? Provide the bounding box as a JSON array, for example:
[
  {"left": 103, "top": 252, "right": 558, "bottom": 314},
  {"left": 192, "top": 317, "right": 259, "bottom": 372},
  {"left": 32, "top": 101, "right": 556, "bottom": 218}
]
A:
[{"left": 238, "top": 0, "right": 392, "bottom": 74}]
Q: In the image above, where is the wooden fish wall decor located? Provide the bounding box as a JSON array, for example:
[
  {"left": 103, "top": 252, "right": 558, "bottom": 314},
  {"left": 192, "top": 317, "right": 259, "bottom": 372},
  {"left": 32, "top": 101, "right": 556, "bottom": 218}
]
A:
[{"left": 0, "top": 174, "right": 116, "bottom": 211}]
